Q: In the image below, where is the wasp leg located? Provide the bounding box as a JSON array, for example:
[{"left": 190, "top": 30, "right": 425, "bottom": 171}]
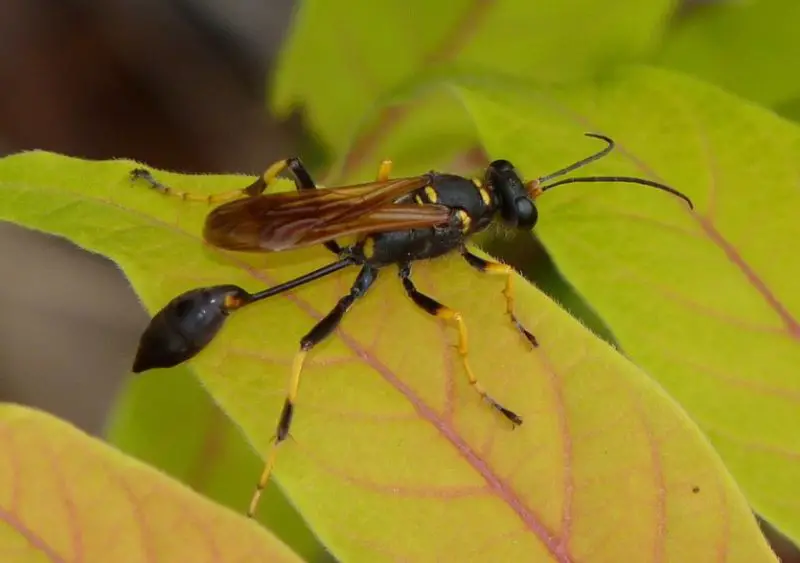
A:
[
  {"left": 247, "top": 265, "right": 378, "bottom": 519},
  {"left": 128, "top": 159, "right": 289, "bottom": 204},
  {"left": 130, "top": 158, "right": 309, "bottom": 203},
  {"left": 129, "top": 168, "right": 256, "bottom": 204},
  {"left": 376, "top": 159, "right": 393, "bottom": 182},
  {"left": 461, "top": 250, "right": 538, "bottom": 348},
  {"left": 398, "top": 264, "right": 522, "bottom": 426}
]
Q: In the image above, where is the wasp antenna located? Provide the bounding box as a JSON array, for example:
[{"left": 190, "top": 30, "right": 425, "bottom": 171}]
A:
[
  {"left": 539, "top": 176, "right": 694, "bottom": 209},
  {"left": 532, "top": 133, "right": 616, "bottom": 187}
]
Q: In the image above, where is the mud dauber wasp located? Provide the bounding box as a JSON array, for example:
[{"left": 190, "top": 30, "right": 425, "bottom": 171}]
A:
[{"left": 129, "top": 133, "right": 693, "bottom": 518}]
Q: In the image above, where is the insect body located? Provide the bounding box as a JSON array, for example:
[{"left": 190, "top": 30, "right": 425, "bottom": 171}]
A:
[{"left": 130, "top": 133, "right": 693, "bottom": 519}]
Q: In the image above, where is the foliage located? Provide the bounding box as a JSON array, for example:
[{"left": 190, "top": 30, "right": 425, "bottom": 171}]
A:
[
  {"left": 2, "top": 0, "right": 799, "bottom": 561},
  {"left": 0, "top": 404, "right": 303, "bottom": 562}
]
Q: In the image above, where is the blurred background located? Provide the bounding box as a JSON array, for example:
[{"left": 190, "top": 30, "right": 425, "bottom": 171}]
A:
[
  {"left": 0, "top": 0, "right": 300, "bottom": 434},
  {"left": 0, "top": 0, "right": 796, "bottom": 560}
]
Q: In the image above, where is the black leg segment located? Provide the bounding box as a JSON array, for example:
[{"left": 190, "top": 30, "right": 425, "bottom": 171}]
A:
[{"left": 248, "top": 264, "right": 378, "bottom": 518}]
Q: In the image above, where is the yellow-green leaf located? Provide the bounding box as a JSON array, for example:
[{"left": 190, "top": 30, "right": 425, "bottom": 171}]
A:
[
  {"left": 454, "top": 65, "right": 800, "bottom": 544},
  {"left": 0, "top": 404, "right": 302, "bottom": 562},
  {"left": 655, "top": 0, "right": 800, "bottom": 108},
  {"left": 0, "top": 152, "right": 775, "bottom": 561},
  {"left": 273, "top": 0, "right": 676, "bottom": 153},
  {"left": 104, "top": 366, "right": 334, "bottom": 563},
  {"left": 776, "top": 96, "right": 800, "bottom": 124}
]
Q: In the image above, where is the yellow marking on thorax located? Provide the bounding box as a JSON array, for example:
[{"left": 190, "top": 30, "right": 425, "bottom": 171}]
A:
[
  {"left": 362, "top": 236, "right": 376, "bottom": 258},
  {"left": 424, "top": 186, "right": 438, "bottom": 203},
  {"left": 472, "top": 177, "right": 492, "bottom": 206},
  {"left": 456, "top": 210, "right": 471, "bottom": 232}
]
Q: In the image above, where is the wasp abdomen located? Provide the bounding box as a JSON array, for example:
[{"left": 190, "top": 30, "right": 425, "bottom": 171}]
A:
[{"left": 132, "top": 285, "right": 250, "bottom": 373}]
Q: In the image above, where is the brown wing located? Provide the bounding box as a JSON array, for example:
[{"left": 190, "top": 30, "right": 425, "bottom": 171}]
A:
[
  {"left": 282, "top": 204, "right": 452, "bottom": 250},
  {"left": 202, "top": 176, "right": 450, "bottom": 252}
]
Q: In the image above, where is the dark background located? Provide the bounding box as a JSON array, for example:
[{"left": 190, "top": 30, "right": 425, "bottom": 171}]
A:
[
  {"left": 0, "top": 0, "right": 299, "bottom": 434},
  {"left": 0, "top": 0, "right": 796, "bottom": 560}
]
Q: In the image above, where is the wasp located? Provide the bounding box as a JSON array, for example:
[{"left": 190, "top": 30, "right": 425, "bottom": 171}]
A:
[{"left": 129, "top": 133, "right": 693, "bottom": 518}]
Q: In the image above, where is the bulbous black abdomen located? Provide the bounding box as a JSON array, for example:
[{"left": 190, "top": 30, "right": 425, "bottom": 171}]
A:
[{"left": 132, "top": 285, "right": 248, "bottom": 372}]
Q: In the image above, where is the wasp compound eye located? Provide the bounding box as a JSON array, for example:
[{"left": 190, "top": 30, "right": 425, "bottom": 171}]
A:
[
  {"left": 132, "top": 285, "right": 251, "bottom": 373},
  {"left": 513, "top": 197, "right": 538, "bottom": 229}
]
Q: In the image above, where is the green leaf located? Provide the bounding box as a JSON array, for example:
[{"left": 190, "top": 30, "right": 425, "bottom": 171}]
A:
[
  {"left": 0, "top": 404, "right": 303, "bottom": 562},
  {"left": 0, "top": 151, "right": 776, "bottom": 561},
  {"left": 273, "top": 0, "right": 676, "bottom": 155},
  {"left": 453, "top": 64, "right": 800, "bottom": 544},
  {"left": 775, "top": 97, "right": 800, "bottom": 124},
  {"left": 104, "top": 366, "right": 333, "bottom": 563},
  {"left": 655, "top": 0, "right": 800, "bottom": 108}
]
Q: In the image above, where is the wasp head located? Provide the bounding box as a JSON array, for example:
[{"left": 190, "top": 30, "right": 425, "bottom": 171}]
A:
[{"left": 484, "top": 160, "right": 539, "bottom": 230}]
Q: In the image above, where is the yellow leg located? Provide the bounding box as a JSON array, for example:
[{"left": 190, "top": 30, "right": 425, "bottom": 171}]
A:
[
  {"left": 436, "top": 306, "right": 522, "bottom": 425},
  {"left": 248, "top": 349, "right": 307, "bottom": 518},
  {"left": 376, "top": 159, "right": 393, "bottom": 182},
  {"left": 129, "top": 158, "right": 295, "bottom": 205},
  {"left": 129, "top": 168, "right": 249, "bottom": 204},
  {"left": 260, "top": 159, "right": 291, "bottom": 186},
  {"left": 399, "top": 266, "right": 522, "bottom": 426},
  {"left": 462, "top": 251, "right": 538, "bottom": 347}
]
